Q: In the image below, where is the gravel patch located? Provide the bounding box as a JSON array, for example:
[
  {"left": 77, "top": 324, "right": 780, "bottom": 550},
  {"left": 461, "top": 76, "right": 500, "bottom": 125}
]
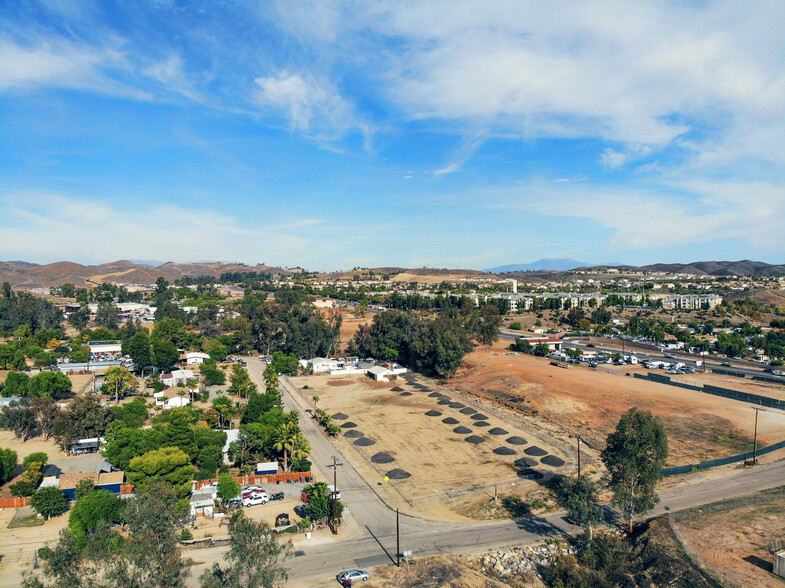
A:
[
  {"left": 488, "top": 427, "right": 509, "bottom": 436},
  {"left": 442, "top": 417, "right": 459, "bottom": 425},
  {"left": 541, "top": 455, "right": 566, "bottom": 467},
  {"left": 493, "top": 447, "right": 517, "bottom": 456},
  {"left": 385, "top": 468, "right": 411, "bottom": 480},
  {"left": 524, "top": 446, "right": 547, "bottom": 456},
  {"left": 453, "top": 426, "right": 472, "bottom": 434},
  {"left": 465, "top": 435, "right": 485, "bottom": 444},
  {"left": 354, "top": 437, "right": 376, "bottom": 447},
  {"left": 425, "top": 410, "right": 442, "bottom": 417},
  {"left": 506, "top": 436, "right": 527, "bottom": 445}
]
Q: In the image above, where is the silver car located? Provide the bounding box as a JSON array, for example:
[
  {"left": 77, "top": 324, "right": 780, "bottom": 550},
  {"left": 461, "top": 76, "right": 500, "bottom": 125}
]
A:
[{"left": 336, "top": 569, "right": 370, "bottom": 585}]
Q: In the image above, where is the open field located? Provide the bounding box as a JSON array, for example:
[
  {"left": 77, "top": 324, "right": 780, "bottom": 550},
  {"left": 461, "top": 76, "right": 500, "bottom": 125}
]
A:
[
  {"left": 450, "top": 341, "right": 785, "bottom": 467},
  {"left": 290, "top": 373, "right": 571, "bottom": 509},
  {"left": 675, "top": 489, "right": 785, "bottom": 587}
]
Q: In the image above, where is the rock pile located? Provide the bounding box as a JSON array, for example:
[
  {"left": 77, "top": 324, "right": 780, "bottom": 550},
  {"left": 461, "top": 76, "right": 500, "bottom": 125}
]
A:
[{"left": 466, "top": 543, "right": 574, "bottom": 582}]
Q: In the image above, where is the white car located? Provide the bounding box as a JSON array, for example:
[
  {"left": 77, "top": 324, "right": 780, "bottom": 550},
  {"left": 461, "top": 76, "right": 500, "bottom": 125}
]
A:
[
  {"left": 337, "top": 569, "right": 369, "bottom": 585},
  {"left": 242, "top": 491, "right": 269, "bottom": 507}
]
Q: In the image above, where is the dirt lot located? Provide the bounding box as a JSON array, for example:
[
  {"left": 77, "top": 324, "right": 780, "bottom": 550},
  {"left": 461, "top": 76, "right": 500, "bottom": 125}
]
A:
[
  {"left": 450, "top": 341, "right": 785, "bottom": 467},
  {"left": 676, "top": 490, "right": 785, "bottom": 587},
  {"left": 291, "top": 374, "right": 570, "bottom": 508}
]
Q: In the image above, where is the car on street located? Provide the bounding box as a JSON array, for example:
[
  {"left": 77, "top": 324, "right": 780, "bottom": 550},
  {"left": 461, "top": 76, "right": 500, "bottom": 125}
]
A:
[
  {"left": 721, "top": 362, "right": 733, "bottom": 367},
  {"left": 243, "top": 492, "right": 269, "bottom": 507},
  {"left": 336, "top": 569, "right": 370, "bottom": 585},
  {"left": 269, "top": 491, "right": 285, "bottom": 501}
]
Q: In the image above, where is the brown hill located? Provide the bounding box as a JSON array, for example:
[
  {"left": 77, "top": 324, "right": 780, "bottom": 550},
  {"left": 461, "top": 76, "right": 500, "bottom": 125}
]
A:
[{"left": 0, "top": 260, "right": 290, "bottom": 289}]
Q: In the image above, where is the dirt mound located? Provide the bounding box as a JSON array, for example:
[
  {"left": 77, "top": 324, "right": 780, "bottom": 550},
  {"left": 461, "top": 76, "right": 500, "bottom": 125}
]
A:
[
  {"left": 331, "top": 412, "right": 349, "bottom": 420},
  {"left": 371, "top": 554, "right": 509, "bottom": 588},
  {"left": 506, "top": 436, "right": 527, "bottom": 445},
  {"left": 428, "top": 392, "right": 443, "bottom": 398},
  {"left": 541, "top": 455, "right": 565, "bottom": 467},
  {"left": 401, "top": 391, "right": 412, "bottom": 396},
  {"left": 344, "top": 430, "right": 365, "bottom": 438},
  {"left": 442, "top": 417, "right": 459, "bottom": 425},
  {"left": 437, "top": 399, "right": 452, "bottom": 405},
  {"left": 354, "top": 437, "right": 376, "bottom": 446},
  {"left": 524, "top": 446, "right": 547, "bottom": 456},
  {"left": 425, "top": 410, "right": 442, "bottom": 417},
  {"left": 371, "top": 452, "right": 395, "bottom": 464},
  {"left": 459, "top": 407, "right": 477, "bottom": 415},
  {"left": 341, "top": 421, "right": 358, "bottom": 428},
  {"left": 465, "top": 435, "right": 485, "bottom": 444},
  {"left": 514, "top": 458, "right": 538, "bottom": 468},
  {"left": 453, "top": 426, "right": 472, "bottom": 434},
  {"left": 390, "top": 386, "right": 404, "bottom": 392},
  {"left": 386, "top": 468, "right": 411, "bottom": 480},
  {"left": 488, "top": 427, "right": 508, "bottom": 435},
  {"left": 474, "top": 421, "right": 490, "bottom": 427},
  {"left": 448, "top": 402, "right": 465, "bottom": 409},
  {"left": 493, "top": 447, "right": 517, "bottom": 455},
  {"left": 470, "top": 413, "right": 488, "bottom": 420}
]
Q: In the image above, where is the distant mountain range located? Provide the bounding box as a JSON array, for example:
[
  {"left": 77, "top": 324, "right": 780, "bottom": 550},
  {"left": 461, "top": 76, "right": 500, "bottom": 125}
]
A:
[
  {"left": 485, "top": 259, "right": 592, "bottom": 273},
  {"left": 1, "top": 258, "right": 783, "bottom": 290}
]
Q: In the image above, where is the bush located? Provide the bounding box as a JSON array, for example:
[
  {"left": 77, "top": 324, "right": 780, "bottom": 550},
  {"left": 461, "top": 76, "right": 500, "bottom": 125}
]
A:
[
  {"left": 10, "top": 481, "right": 37, "bottom": 497},
  {"left": 180, "top": 528, "right": 193, "bottom": 541},
  {"left": 219, "top": 464, "right": 230, "bottom": 474},
  {"left": 509, "top": 322, "right": 523, "bottom": 330},
  {"left": 22, "top": 452, "right": 49, "bottom": 471}
]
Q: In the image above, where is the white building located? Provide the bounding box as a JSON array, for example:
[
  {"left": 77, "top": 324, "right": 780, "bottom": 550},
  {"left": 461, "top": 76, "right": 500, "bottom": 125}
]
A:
[
  {"left": 163, "top": 396, "right": 191, "bottom": 410},
  {"left": 161, "top": 369, "right": 196, "bottom": 387},
  {"left": 185, "top": 352, "right": 211, "bottom": 366}
]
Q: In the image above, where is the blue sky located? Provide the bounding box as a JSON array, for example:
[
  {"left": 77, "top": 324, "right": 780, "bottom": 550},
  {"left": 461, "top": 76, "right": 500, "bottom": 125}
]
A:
[{"left": 1, "top": 1, "right": 783, "bottom": 271}]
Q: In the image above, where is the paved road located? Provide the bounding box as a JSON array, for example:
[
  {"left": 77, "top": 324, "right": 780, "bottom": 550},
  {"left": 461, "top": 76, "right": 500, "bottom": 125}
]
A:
[{"left": 242, "top": 357, "right": 785, "bottom": 586}]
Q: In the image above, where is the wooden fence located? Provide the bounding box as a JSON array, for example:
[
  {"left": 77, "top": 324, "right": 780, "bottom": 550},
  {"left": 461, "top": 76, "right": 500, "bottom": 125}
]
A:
[
  {"left": 0, "top": 497, "right": 30, "bottom": 508},
  {"left": 193, "top": 471, "right": 312, "bottom": 491}
]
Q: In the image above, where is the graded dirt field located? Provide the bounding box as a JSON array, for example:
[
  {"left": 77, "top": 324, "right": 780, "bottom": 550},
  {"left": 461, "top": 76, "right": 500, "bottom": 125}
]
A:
[
  {"left": 290, "top": 374, "right": 570, "bottom": 508},
  {"left": 675, "top": 490, "right": 785, "bottom": 588},
  {"left": 450, "top": 341, "right": 785, "bottom": 467}
]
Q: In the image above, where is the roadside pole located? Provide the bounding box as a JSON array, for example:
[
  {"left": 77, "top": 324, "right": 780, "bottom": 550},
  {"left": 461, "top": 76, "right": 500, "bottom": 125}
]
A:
[{"left": 327, "top": 456, "right": 343, "bottom": 534}]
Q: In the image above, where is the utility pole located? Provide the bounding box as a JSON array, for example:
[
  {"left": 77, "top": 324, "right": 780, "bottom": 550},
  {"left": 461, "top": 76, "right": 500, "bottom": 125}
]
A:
[
  {"left": 751, "top": 407, "right": 766, "bottom": 465},
  {"left": 326, "top": 456, "right": 344, "bottom": 534},
  {"left": 576, "top": 436, "right": 584, "bottom": 477},
  {"left": 396, "top": 508, "right": 400, "bottom": 567}
]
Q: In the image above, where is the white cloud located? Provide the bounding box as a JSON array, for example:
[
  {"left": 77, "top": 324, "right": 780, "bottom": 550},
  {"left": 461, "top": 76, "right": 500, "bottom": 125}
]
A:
[
  {"left": 0, "top": 38, "right": 151, "bottom": 99},
  {"left": 0, "top": 193, "right": 309, "bottom": 264},
  {"left": 600, "top": 145, "right": 652, "bottom": 170},
  {"left": 432, "top": 163, "right": 460, "bottom": 176}
]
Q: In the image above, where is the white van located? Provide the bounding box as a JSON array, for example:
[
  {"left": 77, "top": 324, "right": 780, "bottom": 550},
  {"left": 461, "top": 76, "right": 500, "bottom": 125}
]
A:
[{"left": 327, "top": 484, "right": 341, "bottom": 500}]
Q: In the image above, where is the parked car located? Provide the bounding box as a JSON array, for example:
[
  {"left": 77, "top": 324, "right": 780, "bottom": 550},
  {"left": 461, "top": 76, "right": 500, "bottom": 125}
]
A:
[
  {"left": 227, "top": 497, "right": 243, "bottom": 509},
  {"left": 275, "top": 513, "right": 290, "bottom": 527},
  {"left": 269, "top": 491, "right": 285, "bottom": 501},
  {"left": 337, "top": 569, "right": 370, "bottom": 585},
  {"left": 243, "top": 492, "right": 269, "bottom": 507},
  {"left": 720, "top": 362, "right": 732, "bottom": 367}
]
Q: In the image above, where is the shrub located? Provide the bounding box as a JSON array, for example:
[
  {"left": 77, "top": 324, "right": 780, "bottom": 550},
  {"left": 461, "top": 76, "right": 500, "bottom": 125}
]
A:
[
  {"left": 22, "top": 452, "right": 49, "bottom": 470},
  {"left": 509, "top": 322, "right": 523, "bottom": 330},
  {"left": 30, "top": 487, "right": 68, "bottom": 519},
  {"left": 180, "top": 528, "right": 193, "bottom": 541},
  {"left": 10, "top": 481, "right": 37, "bottom": 497}
]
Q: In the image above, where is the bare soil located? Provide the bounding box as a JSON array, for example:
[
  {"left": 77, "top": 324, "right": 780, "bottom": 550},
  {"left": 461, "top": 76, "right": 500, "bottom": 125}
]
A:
[
  {"left": 367, "top": 554, "right": 520, "bottom": 587},
  {"left": 676, "top": 491, "right": 785, "bottom": 588},
  {"left": 450, "top": 342, "right": 785, "bottom": 467}
]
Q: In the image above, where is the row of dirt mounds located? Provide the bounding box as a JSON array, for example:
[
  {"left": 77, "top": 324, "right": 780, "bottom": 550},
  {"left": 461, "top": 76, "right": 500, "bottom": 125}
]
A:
[
  {"left": 410, "top": 389, "right": 570, "bottom": 476},
  {"left": 344, "top": 430, "right": 364, "bottom": 438}
]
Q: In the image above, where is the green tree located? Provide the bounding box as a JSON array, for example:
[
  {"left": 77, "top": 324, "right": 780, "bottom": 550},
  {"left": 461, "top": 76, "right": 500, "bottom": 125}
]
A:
[
  {"left": 28, "top": 371, "right": 72, "bottom": 400},
  {"left": 122, "top": 330, "right": 152, "bottom": 371},
  {"left": 477, "top": 304, "right": 503, "bottom": 346},
  {"left": 31, "top": 487, "right": 69, "bottom": 520},
  {"left": 272, "top": 423, "right": 298, "bottom": 472},
  {"left": 102, "top": 365, "right": 138, "bottom": 404},
  {"left": 152, "top": 339, "right": 179, "bottom": 372},
  {"left": 601, "top": 408, "right": 668, "bottom": 534},
  {"left": 94, "top": 301, "right": 120, "bottom": 329},
  {"left": 509, "top": 321, "right": 523, "bottom": 330},
  {"left": 69, "top": 489, "right": 124, "bottom": 540},
  {"left": 533, "top": 342, "right": 550, "bottom": 356},
  {"left": 22, "top": 452, "right": 48, "bottom": 471},
  {"left": 1, "top": 371, "right": 30, "bottom": 397},
  {"left": 67, "top": 306, "right": 90, "bottom": 331},
  {"left": 200, "top": 360, "right": 226, "bottom": 386},
  {"left": 152, "top": 318, "right": 188, "bottom": 348},
  {"left": 0, "top": 447, "right": 18, "bottom": 484},
  {"left": 217, "top": 473, "right": 241, "bottom": 503},
  {"left": 52, "top": 393, "right": 116, "bottom": 451},
  {"left": 5, "top": 400, "right": 37, "bottom": 441},
  {"left": 553, "top": 475, "right": 603, "bottom": 540},
  {"left": 228, "top": 364, "right": 256, "bottom": 398},
  {"left": 199, "top": 512, "right": 291, "bottom": 588},
  {"left": 127, "top": 447, "right": 196, "bottom": 498}
]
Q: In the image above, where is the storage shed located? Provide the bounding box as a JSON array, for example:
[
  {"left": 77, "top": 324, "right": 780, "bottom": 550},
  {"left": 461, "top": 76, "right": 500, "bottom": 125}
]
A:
[
  {"left": 256, "top": 461, "right": 279, "bottom": 475},
  {"left": 775, "top": 550, "right": 785, "bottom": 579}
]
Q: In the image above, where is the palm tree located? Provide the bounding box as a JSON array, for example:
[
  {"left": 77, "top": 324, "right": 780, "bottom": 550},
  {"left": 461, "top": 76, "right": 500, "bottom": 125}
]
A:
[
  {"left": 290, "top": 434, "right": 311, "bottom": 469},
  {"left": 273, "top": 422, "right": 298, "bottom": 472},
  {"left": 264, "top": 364, "right": 279, "bottom": 392},
  {"left": 186, "top": 378, "right": 199, "bottom": 404}
]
